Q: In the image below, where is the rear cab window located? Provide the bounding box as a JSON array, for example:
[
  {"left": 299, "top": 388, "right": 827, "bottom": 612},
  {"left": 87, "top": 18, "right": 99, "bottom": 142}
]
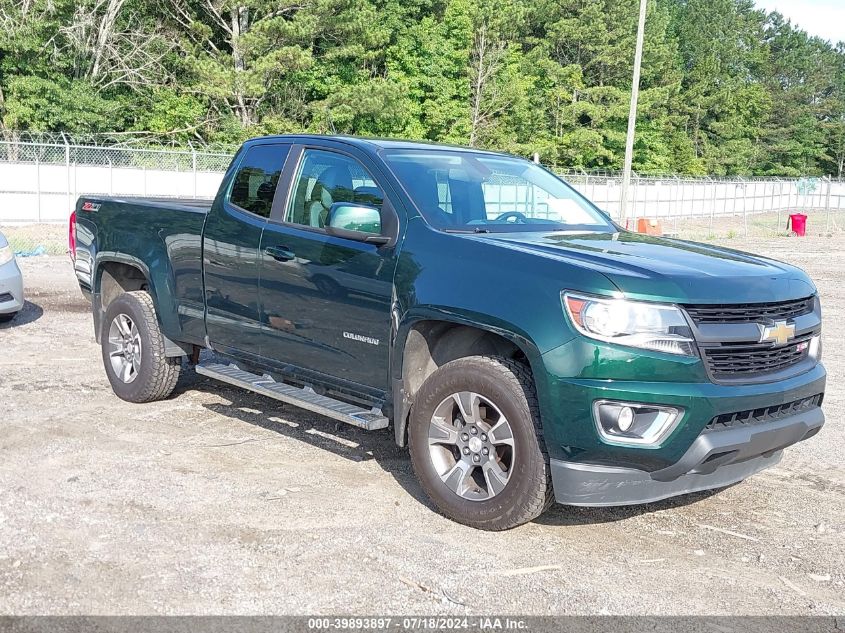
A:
[{"left": 228, "top": 145, "right": 291, "bottom": 218}]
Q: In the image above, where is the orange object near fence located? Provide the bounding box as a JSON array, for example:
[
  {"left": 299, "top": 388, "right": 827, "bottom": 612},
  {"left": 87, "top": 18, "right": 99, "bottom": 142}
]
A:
[{"left": 636, "top": 217, "right": 663, "bottom": 235}]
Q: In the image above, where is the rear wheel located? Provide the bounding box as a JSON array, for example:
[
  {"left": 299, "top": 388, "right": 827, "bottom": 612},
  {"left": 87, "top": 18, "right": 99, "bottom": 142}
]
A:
[
  {"left": 101, "top": 290, "right": 181, "bottom": 403},
  {"left": 408, "top": 356, "right": 553, "bottom": 530}
]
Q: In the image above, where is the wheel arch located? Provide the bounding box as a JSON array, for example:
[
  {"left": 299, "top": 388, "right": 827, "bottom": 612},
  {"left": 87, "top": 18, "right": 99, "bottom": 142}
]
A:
[
  {"left": 391, "top": 310, "right": 545, "bottom": 447},
  {"left": 93, "top": 256, "right": 186, "bottom": 356}
]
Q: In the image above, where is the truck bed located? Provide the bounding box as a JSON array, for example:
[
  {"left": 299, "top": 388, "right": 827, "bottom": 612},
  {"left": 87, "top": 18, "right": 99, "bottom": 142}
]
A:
[
  {"left": 73, "top": 193, "right": 211, "bottom": 346},
  {"left": 84, "top": 196, "right": 214, "bottom": 213}
]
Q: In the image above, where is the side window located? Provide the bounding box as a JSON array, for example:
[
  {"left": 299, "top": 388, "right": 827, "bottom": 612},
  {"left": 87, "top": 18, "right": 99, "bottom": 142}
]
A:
[
  {"left": 228, "top": 145, "right": 290, "bottom": 218},
  {"left": 286, "top": 149, "right": 383, "bottom": 229}
]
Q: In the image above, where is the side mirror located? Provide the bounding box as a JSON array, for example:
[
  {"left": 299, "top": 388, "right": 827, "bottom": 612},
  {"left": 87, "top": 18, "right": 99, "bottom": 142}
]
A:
[{"left": 325, "top": 203, "right": 389, "bottom": 245}]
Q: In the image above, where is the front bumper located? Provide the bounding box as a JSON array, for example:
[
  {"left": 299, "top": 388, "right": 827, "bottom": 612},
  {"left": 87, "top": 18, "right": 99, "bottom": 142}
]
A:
[
  {"left": 551, "top": 405, "right": 823, "bottom": 505},
  {"left": 0, "top": 259, "right": 24, "bottom": 315},
  {"left": 537, "top": 336, "right": 826, "bottom": 506}
]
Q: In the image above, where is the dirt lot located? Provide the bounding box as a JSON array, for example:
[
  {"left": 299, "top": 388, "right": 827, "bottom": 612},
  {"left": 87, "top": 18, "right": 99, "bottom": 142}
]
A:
[{"left": 0, "top": 237, "right": 843, "bottom": 616}]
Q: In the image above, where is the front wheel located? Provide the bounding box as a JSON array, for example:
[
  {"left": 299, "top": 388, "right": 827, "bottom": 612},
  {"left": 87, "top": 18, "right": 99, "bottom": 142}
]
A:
[
  {"left": 101, "top": 290, "right": 182, "bottom": 403},
  {"left": 408, "top": 356, "right": 553, "bottom": 530}
]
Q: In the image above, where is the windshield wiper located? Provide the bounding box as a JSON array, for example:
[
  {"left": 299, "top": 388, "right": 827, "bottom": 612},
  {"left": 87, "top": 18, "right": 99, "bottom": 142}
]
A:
[{"left": 442, "top": 227, "right": 490, "bottom": 234}]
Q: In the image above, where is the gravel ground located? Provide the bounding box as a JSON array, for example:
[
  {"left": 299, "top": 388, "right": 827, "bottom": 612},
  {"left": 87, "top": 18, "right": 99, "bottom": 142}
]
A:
[{"left": 0, "top": 237, "right": 843, "bottom": 615}]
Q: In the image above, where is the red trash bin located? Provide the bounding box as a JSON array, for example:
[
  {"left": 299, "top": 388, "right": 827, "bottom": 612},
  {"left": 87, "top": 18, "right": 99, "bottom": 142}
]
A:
[{"left": 787, "top": 213, "right": 807, "bottom": 236}]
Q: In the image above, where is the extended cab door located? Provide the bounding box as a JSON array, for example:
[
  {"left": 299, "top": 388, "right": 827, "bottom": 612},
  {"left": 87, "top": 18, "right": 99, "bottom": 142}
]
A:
[
  {"left": 203, "top": 143, "right": 292, "bottom": 355},
  {"left": 258, "top": 145, "right": 401, "bottom": 390}
]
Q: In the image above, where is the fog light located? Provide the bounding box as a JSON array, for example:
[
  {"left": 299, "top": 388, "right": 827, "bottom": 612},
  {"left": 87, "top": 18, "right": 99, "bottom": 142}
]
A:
[
  {"left": 617, "top": 406, "right": 634, "bottom": 432},
  {"left": 593, "top": 400, "right": 683, "bottom": 447}
]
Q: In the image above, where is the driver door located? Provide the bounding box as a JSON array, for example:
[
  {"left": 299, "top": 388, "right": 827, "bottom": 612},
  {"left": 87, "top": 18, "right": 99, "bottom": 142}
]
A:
[{"left": 258, "top": 146, "right": 399, "bottom": 390}]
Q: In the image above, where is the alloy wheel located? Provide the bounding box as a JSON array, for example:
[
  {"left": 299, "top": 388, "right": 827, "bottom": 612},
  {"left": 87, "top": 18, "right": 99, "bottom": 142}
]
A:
[
  {"left": 107, "top": 313, "right": 142, "bottom": 384},
  {"left": 427, "top": 391, "right": 515, "bottom": 501}
]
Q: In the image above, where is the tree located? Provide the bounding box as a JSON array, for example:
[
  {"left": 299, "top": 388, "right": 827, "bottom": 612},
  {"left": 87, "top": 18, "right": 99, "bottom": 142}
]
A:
[
  {"left": 826, "top": 43, "right": 845, "bottom": 177},
  {"left": 1, "top": 0, "right": 842, "bottom": 174},
  {"left": 759, "top": 12, "right": 837, "bottom": 175}
]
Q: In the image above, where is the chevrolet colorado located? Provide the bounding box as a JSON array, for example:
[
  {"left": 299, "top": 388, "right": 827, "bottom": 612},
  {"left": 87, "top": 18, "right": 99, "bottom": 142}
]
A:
[{"left": 70, "top": 135, "right": 825, "bottom": 530}]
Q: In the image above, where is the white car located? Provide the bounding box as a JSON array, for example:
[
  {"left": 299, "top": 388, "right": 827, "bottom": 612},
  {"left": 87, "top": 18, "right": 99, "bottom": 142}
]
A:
[{"left": 0, "top": 231, "right": 24, "bottom": 323}]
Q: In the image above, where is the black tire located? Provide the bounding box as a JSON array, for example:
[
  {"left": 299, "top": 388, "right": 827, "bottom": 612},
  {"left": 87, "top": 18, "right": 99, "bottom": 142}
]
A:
[
  {"left": 101, "top": 290, "right": 182, "bottom": 403},
  {"left": 0, "top": 312, "right": 17, "bottom": 323},
  {"left": 408, "top": 356, "right": 553, "bottom": 530}
]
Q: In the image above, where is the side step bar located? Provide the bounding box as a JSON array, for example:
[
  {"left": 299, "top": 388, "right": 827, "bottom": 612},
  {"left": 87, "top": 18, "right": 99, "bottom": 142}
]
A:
[{"left": 196, "top": 362, "right": 389, "bottom": 431}]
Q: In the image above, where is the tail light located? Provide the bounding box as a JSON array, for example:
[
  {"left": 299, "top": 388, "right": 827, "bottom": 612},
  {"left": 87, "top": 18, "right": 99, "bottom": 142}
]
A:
[{"left": 68, "top": 210, "right": 77, "bottom": 260}]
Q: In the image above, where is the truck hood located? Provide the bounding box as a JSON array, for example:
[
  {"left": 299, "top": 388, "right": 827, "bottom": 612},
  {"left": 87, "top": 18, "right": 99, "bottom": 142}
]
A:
[{"left": 476, "top": 231, "right": 816, "bottom": 304}]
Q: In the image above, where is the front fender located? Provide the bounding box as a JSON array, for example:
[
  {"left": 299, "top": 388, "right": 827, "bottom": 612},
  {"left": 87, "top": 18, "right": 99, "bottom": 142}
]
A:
[
  {"left": 387, "top": 220, "right": 625, "bottom": 447},
  {"left": 390, "top": 305, "right": 551, "bottom": 447},
  {"left": 391, "top": 305, "right": 545, "bottom": 382}
]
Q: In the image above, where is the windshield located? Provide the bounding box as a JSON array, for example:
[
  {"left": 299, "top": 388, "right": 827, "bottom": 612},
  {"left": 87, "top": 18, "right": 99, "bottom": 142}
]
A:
[{"left": 382, "top": 149, "right": 614, "bottom": 233}]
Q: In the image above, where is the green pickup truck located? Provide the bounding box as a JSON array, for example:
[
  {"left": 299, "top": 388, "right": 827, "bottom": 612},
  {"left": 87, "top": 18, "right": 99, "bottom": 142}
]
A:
[{"left": 70, "top": 135, "right": 825, "bottom": 530}]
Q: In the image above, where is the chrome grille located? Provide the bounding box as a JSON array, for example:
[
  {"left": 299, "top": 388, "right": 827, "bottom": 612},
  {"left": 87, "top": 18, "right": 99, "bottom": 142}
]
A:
[
  {"left": 701, "top": 331, "right": 815, "bottom": 380},
  {"left": 683, "top": 297, "right": 814, "bottom": 324}
]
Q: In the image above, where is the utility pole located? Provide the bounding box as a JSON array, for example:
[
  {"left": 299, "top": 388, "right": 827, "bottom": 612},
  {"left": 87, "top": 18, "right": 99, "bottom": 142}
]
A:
[{"left": 620, "top": 0, "right": 647, "bottom": 223}]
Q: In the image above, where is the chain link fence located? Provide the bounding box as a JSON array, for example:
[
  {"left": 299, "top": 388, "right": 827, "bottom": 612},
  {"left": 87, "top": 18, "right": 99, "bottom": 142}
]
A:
[
  {"left": 0, "top": 137, "right": 233, "bottom": 254},
  {"left": 1, "top": 136, "right": 844, "bottom": 254}
]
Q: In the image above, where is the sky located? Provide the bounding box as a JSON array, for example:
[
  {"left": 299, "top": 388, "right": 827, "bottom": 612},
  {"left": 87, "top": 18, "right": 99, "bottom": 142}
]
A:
[{"left": 754, "top": 0, "right": 845, "bottom": 44}]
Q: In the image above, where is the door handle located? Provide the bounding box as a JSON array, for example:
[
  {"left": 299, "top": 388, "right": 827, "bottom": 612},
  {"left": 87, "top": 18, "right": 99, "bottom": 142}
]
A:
[{"left": 264, "top": 245, "right": 295, "bottom": 262}]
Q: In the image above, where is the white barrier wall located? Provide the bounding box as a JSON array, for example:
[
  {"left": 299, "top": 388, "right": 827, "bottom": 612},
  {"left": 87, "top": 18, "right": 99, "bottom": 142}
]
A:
[
  {"left": 568, "top": 178, "right": 845, "bottom": 219},
  {"left": 0, "top": 162, "right": 224, "bottom": 223},
  {"left": 1, "top": 157, "right": 843, "bottom": 225}
]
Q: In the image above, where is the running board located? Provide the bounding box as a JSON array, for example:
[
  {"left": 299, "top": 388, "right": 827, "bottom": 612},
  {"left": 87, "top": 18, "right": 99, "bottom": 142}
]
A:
[{"left": 196, "top": 362, "right": 389, "bottom": 431}]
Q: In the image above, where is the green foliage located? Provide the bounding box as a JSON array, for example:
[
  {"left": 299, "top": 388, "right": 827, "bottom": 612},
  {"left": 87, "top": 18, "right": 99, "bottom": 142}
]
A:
[
  {"left": 3, "top": 76, "right": 128, "bottom": 133},
  {"left": 0, "top": 0, "right": 843, "bottom": 175},
  {"left": 134, "top": 90, "right": 208, "bottom": 140}
]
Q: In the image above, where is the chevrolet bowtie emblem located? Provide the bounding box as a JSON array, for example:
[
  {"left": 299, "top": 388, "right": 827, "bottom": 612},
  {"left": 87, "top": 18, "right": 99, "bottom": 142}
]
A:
[{"left": 759, "top": 320, "right": 796, "bottom": 346}]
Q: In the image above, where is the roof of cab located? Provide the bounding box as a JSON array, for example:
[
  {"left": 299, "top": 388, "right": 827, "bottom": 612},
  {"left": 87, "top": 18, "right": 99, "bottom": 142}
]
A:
[{"left": 244, "top": 134, "right": 508, "bottom": 156}]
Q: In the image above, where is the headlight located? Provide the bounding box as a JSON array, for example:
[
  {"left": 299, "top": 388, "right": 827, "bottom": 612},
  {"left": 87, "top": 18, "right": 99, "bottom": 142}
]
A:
[
  {"left": 0, "top": 245, "right": 14, "bottom": 266},
  {"left": 562, "top": 291, "right": 696, "bottom": 356}
]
